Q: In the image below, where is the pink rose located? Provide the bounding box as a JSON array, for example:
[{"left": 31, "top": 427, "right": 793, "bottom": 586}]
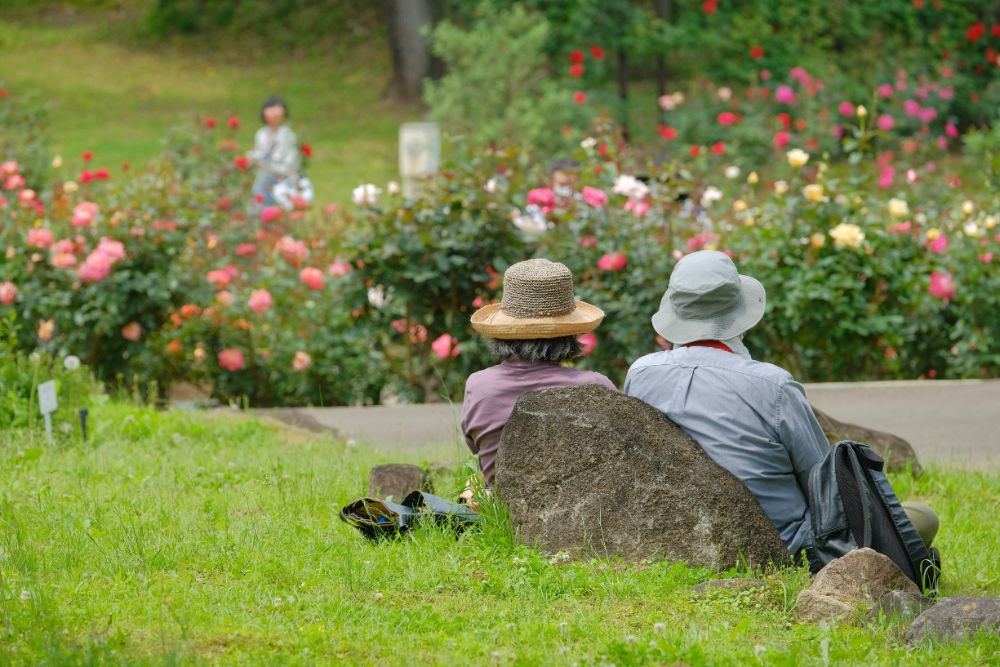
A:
[
  {"left": 526, "top": 187, "right": 556, "bottom": 215},
  {"left": 431, "top": 333, "right": 460, "bottom": 360},
  {"left": 624, "top": 199, "right": 650, "bottom": 217},
  {"left": 878, "top": 166, "right": 896, "bottom": 189},
  {"left": 578, "top": 332, "right": 597, "bottom": 356},
  {"left": 919, "top": 107, "right": 937, "bottom": 123},
  {"left": 218, "top": 348, "right": 246, "bottom": 372},
  {"left": 471, "top": 296, "right": 485, "bottom": 308},
  {"left": 27, "top": 228, "right": 54, "bottom": 248},
  {"left": 581, "top": 186, "right": 608, "bottom": 208},
  {"left": 51, "top": 253, "right": 77, "bottom": 268},
  {"left": 95, "top": 238, "right": 125, "bottom": 262},
  {"left": 37, "top": 319, "right": 55, "bottom": 342},
  {"left": 773, "top": 131, "right": 790, "bottom": 149},
  {"left": 877, "top": 84, "right": 894, "bottom": 98},
  {"left": 774, "top": 85, "right": 796, "bottom": 105},
  {"left": 235, "top": 243, "right": 257, "bottom": 257},
  {"left": 877, "top": 114, "right": 895, "bottom": 132},
  {"left": 0, "top": 281, "right": 17, "bottom": 305},
  {"left": 888, "top": 221, "right": 912, "bottom": 234},
  {"left": 51, "top": 239, "right": 75, "bottom": 254},
  {"left": 926, "top": 233, "right": 949, "bottom": 254},
  {"left": 0, "top": 160, "right": 19, "bottom": 175},
  {"left": 121, "top": 322, "right": 142, "bottom": 341},
  {"left": 292, "top": 350, "right": 312, "bottom": 372},
  {"left": 248, "top": 289, "right": 273, "bottom": 313},
  {"left": 945, "top": 122, "right": 959, "bottom": 139},
  {"left": 928, "top": 271, "right": 956, "bottom": 301},
  {"left": 299, "top": 267, "right": 325, "bottom": 290},
  {"left": 260, "top": 206, "right": 282, "bottom": 223},
  {"left": 903, "top": 99, "right": 921, "bottom": 117},
  {"left": 77, "top": 252, "right": 113, "bottom": 283},
  {"left": 72, "top": 201, "right": 99, "bottom": 228},
  {"left": 206, "top": 269, "right": 231, "bottom": 289},
  {"left": 838, "top": 101, "right": 855, "bottom": 117},
  {"left": 979, "top": 253, "right": 994, "bottom": 263},
  {"left": 276, "top": 236, "right": 308, "bottom": 265},
  {"left": 216, "top": 290, "right": 234, "bottom": 307},
  {"left": 597, "top": 252, "right": 627, "bottom": 271},
  {"left": 328, "top": 259, "right": 352, "bottom": 277}
]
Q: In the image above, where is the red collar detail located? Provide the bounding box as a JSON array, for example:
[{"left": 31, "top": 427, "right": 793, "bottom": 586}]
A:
[{"left": 682, "top": 340, "right": 733, "bottom": 353}]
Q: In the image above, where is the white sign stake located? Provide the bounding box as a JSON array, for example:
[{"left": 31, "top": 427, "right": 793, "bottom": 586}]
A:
[{"left": 38, "top": 380, "right": 58, "bottom": 442}]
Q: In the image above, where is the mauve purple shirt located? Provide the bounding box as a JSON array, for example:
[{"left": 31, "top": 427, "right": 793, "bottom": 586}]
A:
[{"left": 460, "top": 359, "right": 617, "bottom": 484}]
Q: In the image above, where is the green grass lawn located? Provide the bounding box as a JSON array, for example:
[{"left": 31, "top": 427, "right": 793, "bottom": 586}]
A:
[
  {"left": 0, "top": 16, "right": 409, "bottom": 204},
  {"left": 1, "top": 401, "right": 997, "bottom": 665}
]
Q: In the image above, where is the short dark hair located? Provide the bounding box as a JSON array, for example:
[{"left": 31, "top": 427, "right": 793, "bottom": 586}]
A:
[
  {"left": 490, "top": 335, "right": 582, "bottom": 363},
  {"left": 260, "top": 96, "right": 289, "bottom": 122}
]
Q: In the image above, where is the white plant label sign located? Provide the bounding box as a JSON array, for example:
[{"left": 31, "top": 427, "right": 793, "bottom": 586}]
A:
[{"left": 38, "top": 380, "right": 57, "bottom": 441}]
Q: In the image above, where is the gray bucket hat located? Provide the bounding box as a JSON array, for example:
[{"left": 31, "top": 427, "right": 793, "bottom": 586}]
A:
[{"left": 652, "top": 250, "right": 766, "bottom": 344}]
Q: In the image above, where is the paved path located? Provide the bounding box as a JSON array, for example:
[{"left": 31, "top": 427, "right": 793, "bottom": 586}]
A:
[{"left": 281, "top": 380, "right": 1000, "bottom": 470}]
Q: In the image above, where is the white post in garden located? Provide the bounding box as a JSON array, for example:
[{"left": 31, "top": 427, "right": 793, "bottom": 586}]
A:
[
  {"left": 399, "top": 122, "right": 441, "bottom": 198},
  {"left": 37, "top": 380, "right": 57, "bottom": 443}
]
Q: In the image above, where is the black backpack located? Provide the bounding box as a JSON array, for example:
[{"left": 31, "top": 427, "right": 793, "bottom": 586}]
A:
[{"left": 805, "top": 440, "right": 941, "bottom": 593}]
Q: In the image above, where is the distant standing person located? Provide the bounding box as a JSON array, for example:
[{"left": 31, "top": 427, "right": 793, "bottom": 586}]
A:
[{"left": 247, "top": 96, "right": 300, "bottom": 209}]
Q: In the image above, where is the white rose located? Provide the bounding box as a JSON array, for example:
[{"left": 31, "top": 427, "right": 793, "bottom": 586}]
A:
[
  {"left": 786, "top": 149, "right": 810, "bottom": 169},
  {"left": 887, "top": 198, "right": 909, "bottom": 218}
]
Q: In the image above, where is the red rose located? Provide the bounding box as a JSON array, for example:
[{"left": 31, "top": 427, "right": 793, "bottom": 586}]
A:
[
  {"left": 81, "top": 150, "right": 93, "bottom": 162},
  {"left": 227, "top": 115, "right": 240, "bottom": 129},
  {"left": 993, "top": 25, "right": 1000, "bottom": 38},
  {"left": 569, "top": 49, "right": 585, "bottom": 64},
  {"left": 569, "top": 63, "right": 584, "bottom": 78},
  {"left": 233, "top": 156, "right": 250, "bottom": 171},
  {"left": 967, "top": 23, "right": 986, "bottom": 42},
  {"left": 702, "top": 0, "right": 718, "bottom": 15},
  {"left": 658, "top": 124, "right": 678, "bottom": 141},
  {"left": 589, "top": 45, "right": 605, "bottom": 60},
  {"left": 205, "top": 117, "right": 218, "bottom": 129},
  {"left": 717, "top": 111, "right": 739, "bottom": 126},
  {"left": 710, "top": 141, "right": 726, "bottom": 155},
  {"left": 749, "top": 45, "right": 764, "bottom": 60},
  {"left": 300, "top": 144, "right": 313, "bottom": 157},
  {"left": 572, "top": 91, "right": 587, "bottom": 105},
  {"left": 689, "top": 145, "right": 701, "bottom": 157}
]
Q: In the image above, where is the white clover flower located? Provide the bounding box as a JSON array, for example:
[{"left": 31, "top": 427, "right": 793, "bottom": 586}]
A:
[
  {"left": 63, "top": 355, "right": 81, "bottom": 371},
  {"left": 19, "top": 589, "right": 30, "bottom": 602},
  {"left": 352, "top": 183, "right": 382, "bottom": 206}
]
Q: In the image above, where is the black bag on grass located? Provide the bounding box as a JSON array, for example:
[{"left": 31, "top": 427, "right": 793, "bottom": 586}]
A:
[
  {"left": 339, "top": 491, "right": 479, "bottom": 541},
  {"left": 805, "top": 440, "right": 941, "bottom": 592}
]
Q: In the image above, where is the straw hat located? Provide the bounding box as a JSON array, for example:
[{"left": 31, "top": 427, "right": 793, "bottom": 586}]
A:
[
  {"left": 651, "top": 250, "right": 766, "bottom": 344},
  {"left": 470, "top": 259, "right": 604, "bottom": 340}
]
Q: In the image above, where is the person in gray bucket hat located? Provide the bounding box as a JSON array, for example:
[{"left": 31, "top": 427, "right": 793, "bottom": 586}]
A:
[{"left": 625, "top": 251, "right": 938, "bottom": 557}]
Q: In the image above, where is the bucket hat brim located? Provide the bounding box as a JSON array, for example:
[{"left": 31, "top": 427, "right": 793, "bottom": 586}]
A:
[
  {"left": 651, "top": 274, "right": 766, "bottom": 345},
  {"left": 470, "top": 300, "right": 604, "bottom": 340}
]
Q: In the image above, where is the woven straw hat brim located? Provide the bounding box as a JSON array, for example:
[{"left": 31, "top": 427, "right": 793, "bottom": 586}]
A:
[
  {"left": 651, "top": 274, "right": 765, "bottom": 345},
  {"left": 470, "top": 300, "right": 605, "bottom": 340}
]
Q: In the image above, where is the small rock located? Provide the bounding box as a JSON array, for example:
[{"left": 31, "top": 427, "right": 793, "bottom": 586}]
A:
[
  {"left": 905, "top": 596, "right": 1000, "bottom": 643},
  {"left": 368, "top": 464, "right": 429, "bottom": 500},
  {"left": 796, "top": 548, "right": 920, "bottom": 624},
  {"left": 692, "top": 578, "right": 767, "bottom": 594},
  {"left": 812, "top": 407, "right": 921, "bottom": 474},
  {"left": 866, "top": 590, "right": 934, "bottom": 623}
]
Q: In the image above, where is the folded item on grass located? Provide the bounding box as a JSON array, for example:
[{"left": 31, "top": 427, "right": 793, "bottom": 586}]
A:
[{"left": 339, "top": 491, "right": 480, "bottom": 540}]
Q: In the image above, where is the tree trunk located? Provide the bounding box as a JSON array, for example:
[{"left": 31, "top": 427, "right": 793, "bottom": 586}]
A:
[
  {"left": 617, "top": 49, "right": 630, "bottom": 142},
  {"left": 385, "top": 0, "right": 438, "bottom": 104},
  {"left": 653, "top": 0, "right": 672, "bottom": 125}
]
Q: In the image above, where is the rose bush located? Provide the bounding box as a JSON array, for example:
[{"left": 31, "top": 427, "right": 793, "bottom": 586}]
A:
[{"left": 1, "top": 68, "right": 998, "bottom": 405}]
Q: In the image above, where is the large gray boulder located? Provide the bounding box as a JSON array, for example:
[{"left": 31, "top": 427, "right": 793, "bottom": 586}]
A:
[
  {"left": 796, "top": 548, "right": 921, "bottom": 624},
  {"left": 812, "top": 407, "right": 921, "bottom": 474},
  {"left": 494, "top": 385, "right": 789, "bottom": 570},
  {"left": 905, "top": 597, "right": 1000, "bottom": 643}
]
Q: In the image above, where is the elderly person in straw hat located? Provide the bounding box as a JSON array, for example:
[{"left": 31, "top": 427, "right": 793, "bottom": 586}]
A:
[
  {"left": 461, "top": 258, "right": 616, "bottom": 486},
  {"left": 624, "top": 250, "right": 938, "bottom": 556}
]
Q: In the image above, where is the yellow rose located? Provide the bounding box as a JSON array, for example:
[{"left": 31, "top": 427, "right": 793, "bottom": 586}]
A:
[
  {"left": 802, "top": 184, "right": 824, "bottom": 202},
  {"left": 63, "top": 180, "right": 79, "bottom": 193},
  {"left": 810, "top": 233, "right": 826, "bottom": 249},
  {"left": 829, "top": 223, "right": 865, "bottom": 249},
  {"left": 856, "top": 105, "right": 868, "bottom": 118},
  {"left": 961, "top": 200, "right": 975, "bottom": 216},
  {"left": 986, "top": 215, "right": 997, "bottom": 229},
  {"left": 747, "top": 171, "right": 759, "bottom": 185},
  {"left": 963, "top": 221, "right": 981, "bottom": 237},
  {"left": 744, "top": 216, "right": 755, "bottom": 227},
  {"left": 774, "top": 180, "right": 789, "bottom": 195},
  {"left": 732, "top": 199, "right": 747, "bottom": 213},
  {"left": 887, "top": 198, "right": 909, "bottom": 218},
  {"left": 926, "top": 228, "right": 941, "bottom": 241},
  {"left": 786, "top": 148, "right": 810, "bottom": 169},
  {"left": 51, "top": 155, "right": 63, "bottom": 168}
]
